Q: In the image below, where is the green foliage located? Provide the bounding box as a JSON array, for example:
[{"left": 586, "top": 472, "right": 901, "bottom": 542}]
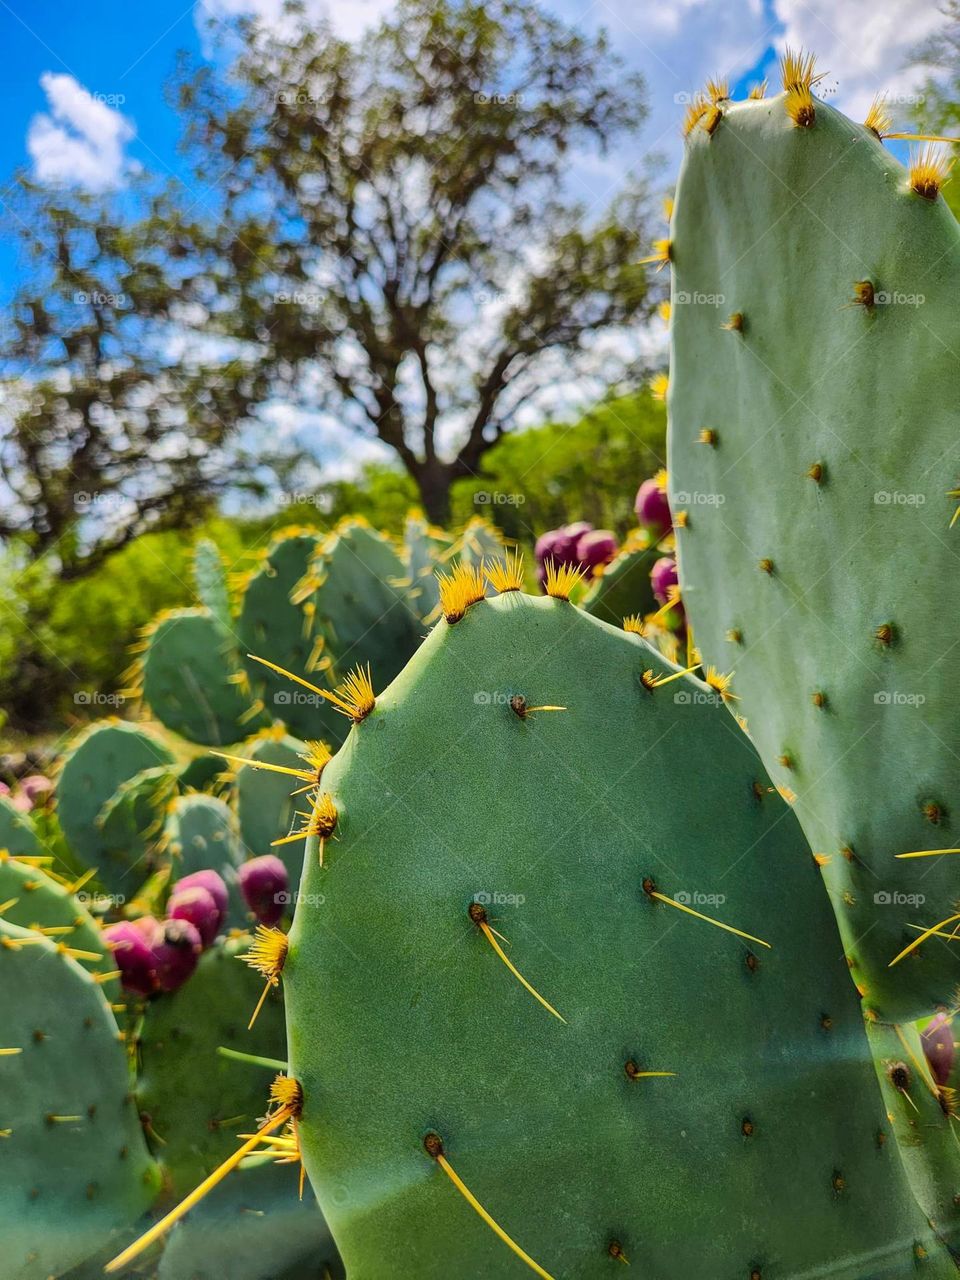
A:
[
  {"left": 285, "top": 592, "right": 953, "bottom": 1277},
  {"left": 449, "top": 392, "right": 666, "bottom": 540},
  {"left": 667, "top": 92, "right": 960, "bottom": 1023},
  {"left": 0, "top": 919, "right": 161, "bottom": 1280}
]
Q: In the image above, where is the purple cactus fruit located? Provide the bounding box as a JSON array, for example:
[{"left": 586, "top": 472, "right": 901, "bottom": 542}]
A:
[
  {"left": 103, "top": 919, "right": 159, "bottom": 997},
  {"left": 922, "top": 1012, "right": 955, "bottom": 1086},
  {"left": 151, "top": 918, "right": 201, "bottom": 993},
  {"left": 650, "top": 556, "right": 679, "bottom": 606},
  {"left": 238, "top": 855, "right": 290, "bottom": 926},
  {"left": 534, "top": 529, "right": 563, "bottom": 564},
  {"left": 576, "top": 529, "right": 618, "bottom": 571},
  {"left": 634, "top": 477, "right": 672, "bottom": 536},
  {"left": 167, "top": 886, "right": 221, "bottom": 949},
  {"left": 173, "top": 870, "right": 229, "bottom": 919},
  {"left": 550, "top": 521, "right": 594, "bottom": 565},
  {"left": 19, "top": 774, "right": 53, "bottom": 805}
]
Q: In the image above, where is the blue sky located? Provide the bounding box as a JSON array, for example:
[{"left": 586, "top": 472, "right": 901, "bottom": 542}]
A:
[
  {"left": 0, "top": 0, "right": 945, "bottom": 299},
  {"left": 0, "top": 0, "right": 945, "bottom": 478}
]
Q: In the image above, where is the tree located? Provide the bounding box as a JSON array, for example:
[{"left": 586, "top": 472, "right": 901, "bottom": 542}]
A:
[
  {"left": 173, "top": 0, "right": 659, "bottom": 523},
  {"left": 0, "top": 182, "right": 301, "bottom": 579}
]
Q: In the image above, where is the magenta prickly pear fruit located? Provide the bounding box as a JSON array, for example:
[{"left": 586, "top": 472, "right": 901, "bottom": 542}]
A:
[
  {"left": 19, "top": 774, "right": 52, "bottom": 805},
  {"left": 173, "top": 869, "right": 229, "bottom": 919},
  {"left": 167, "top": 885, "right": 221, "bottom": 948},
  {"left": 238, "top": 854, "right": 289, "bottom": 926},
  {"left": 635, "top": 475, "right": 671, "bottom": 536},
  {"left": 151, "top": 918, "right": 201, "bottom": 992},
  {"left": 534, "top": 530, "right": 563, "bottom": 563},
  {"left": 922, "top": 1013, "right": 955, "bottom": 1086},
  {"left": 575, "top": 529, "right": 617, "bottom": 570},
  {"left": 104, "top": 919, "right": 158, "bottom": 997},
  {"left": 651, "top": 556, "right": 679, "bottom": 605},
  {"left": 551, "top": 521, "right": 593, "bottom": 564}
]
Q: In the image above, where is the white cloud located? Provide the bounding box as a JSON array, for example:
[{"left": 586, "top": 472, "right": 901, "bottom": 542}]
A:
[
  {"left": 27, "top": 73, "right": 135, "bottom": 191},
  {"left": 197, "top": 0, "right": 397, "bottom": 43},
  {"left": 772, "top": 0, "right": 947, "bottom": 121}
]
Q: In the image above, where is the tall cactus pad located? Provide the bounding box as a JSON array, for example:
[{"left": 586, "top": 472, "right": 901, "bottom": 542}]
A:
[
  {"left": 56, "top": 722, "right": 174, "bottom": 894},
  {"left": 193, "top": 539, "right": 233, "bottom": 632},
  {"left": 285, "top": 593, "right": 953, "bottom": 1278},
  {"left": 0, "top": 919, "right": 161, "bottom": 1279},
  {"left": 141, "top": 610, "right": 264, "bottom": 746},
  {"left": 667, "top": 93, "right": 960, "bottom": 1021},
  {"left": 157, "top": 1161, "right": 342, "bottom": 1280},
  {"left": 401, "top": 511, "right": 453, "bottom": 625},
  {"left": 136, "top": 936, "right": 286, "bottom": 1197}
]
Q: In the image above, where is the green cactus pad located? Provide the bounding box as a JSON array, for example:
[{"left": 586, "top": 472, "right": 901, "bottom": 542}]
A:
[
  {"left": 285, "top": 592, "right": 954, "bottom": 1278},
  {"left": 451, "top": 515, "right": 508, "bottom": 566},
  {"left": 163, "top": 793, "right": 243, "bottom": 878},
  {"left": 136, "top": 935, "right": 286, "bottom": 1197},
  {"left": 401, "top": 511, "right": 454, "bottom": 624},
  {"left": 666, "top": 91, "right": 960, "bottom": 1022},
  {"left": 235, "top": 732, "right": 310, "bottom": 879},
  {"left": 97, "top": 766, "right": 178, "bottom": 880},
  {"left": 0, "top": 918, "right": 161, "bottom": 1279},
  {"left": 0, "top": 855, "right": 110, "bottom": 973},
  {"left": 56, "top": 722, "right": 174, "bottom": 895},
  {"left": 142, "top": 609, "right": 265, "bottom": 746},
  {"left": 236, "top": 529, "right": 335, "bottom": 743},
  {"left": 296, "top": 519, "right": 422, "bottom": 692},
  {"left": 580, "top": 535, "right": 659, "bottom": 626},
  {"left": 193, "top": 538, "right": 233, "bottom": 631},
  {"left": 177, "top": 753, "right": 231, "bottom": 795},
  {"left": 0, "top": 792, "right": 42, "bottom": 858},
  {"left": 157, "top": 1159, "right": 342, "bottom": 1280}
]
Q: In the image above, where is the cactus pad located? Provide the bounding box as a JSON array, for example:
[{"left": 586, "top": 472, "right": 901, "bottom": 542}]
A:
[
  {"left": 284, "top": 592, "right": 954, "bottom": 1278},
  {"left": 0, "top": 918, "right": 160, "bottom": 1279}
]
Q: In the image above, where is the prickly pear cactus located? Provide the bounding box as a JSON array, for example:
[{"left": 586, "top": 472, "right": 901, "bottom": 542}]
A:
[
  {"left": 666, "top": 78, "right": 960, "bottom": 1022},
  {"left": 294, "top": 519, "right": 422, "bottom": 696},
  {"left": 157, "top": 1159, "right": 343, "bottom": 1280},
  {"left": 97, "top": 766, "right": 178, "bottom": 878},
  {"left": 139, "top": 610, "right": 266, "bottom": 746},
  {"left": 193, "top": 538, "right": 233, "bottom": 631},
  {"left": 400, "top": 511, "right": 453, "bottom": 624},
  {"left": 237, "top": 529, "right": 338, "bottom": 743},
  {"left": 0, "top": 791, "right": 42, "bottom": 858},
  {"left": 0, "top": 918, "right": 161, "bottom": 1279},
  {"left": 136, "top": 936, "right": 286, "bottom": 1197},
  {"left": 234, "top": 732, "right": 311, "bottom": 878},
  {"left": 580, "top": 534, "right": 659, "bottom": 626},
  {"left": 162, "top": 794, "right": 244, "bottom": 892},
  {"left": 0, "top": 854, "right": 110, "bottom": 972},
  {"left": 56, "top": 722, "right": 175, "bottom": 894},
  {"left": 282, "top": 589, "right": 955, "bottom": 1278}
]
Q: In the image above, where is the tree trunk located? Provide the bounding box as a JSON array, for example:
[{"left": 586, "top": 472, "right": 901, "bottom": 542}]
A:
[{"left": 416, "top": 464, "right": 452, "bottom": 526}]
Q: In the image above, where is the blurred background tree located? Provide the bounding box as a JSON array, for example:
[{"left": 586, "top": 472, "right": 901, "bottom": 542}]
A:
[
  {"left": 171, "top": 0, "right": 659, "bottom": 523},
  {"left": 0, "top": 0, "right": 668, "bottom": 734}
]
